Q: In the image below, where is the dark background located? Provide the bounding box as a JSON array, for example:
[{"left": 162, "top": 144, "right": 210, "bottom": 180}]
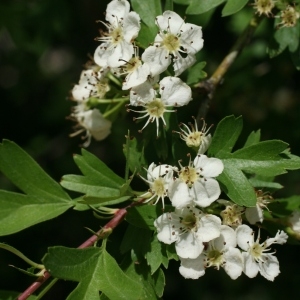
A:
[{"left": 1, "top": 0, "right": 300, "bottom": 299}]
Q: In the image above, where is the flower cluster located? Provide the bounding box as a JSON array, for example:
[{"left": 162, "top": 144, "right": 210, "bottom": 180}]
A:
[{"left": 69, "top": 0, "right": 204, "bottom": 145}]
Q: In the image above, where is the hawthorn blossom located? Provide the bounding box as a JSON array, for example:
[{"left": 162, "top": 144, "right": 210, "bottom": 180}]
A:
[
  {"left": 128, "top": 76, "right": 192, "bottom": 135},
  {"left": 154, "top": 206, "right": 221, "bottom": 259},
  {"left": 253, "top": 0, "right": 275, "bottom": 17},
  {"left": 72, "top": 69, "right": 109, "bottom": 101},
  {"left": 169, "top": 154, "right": 224, "bottom": 208},
  {"left": 70, "top": 109, "right": 112, "bottom": 147},
  {"left": 142, "top": 10, "right": 203, "bottom": 76},
  {"left": 139, "top": 163, "right": 174, "bottom": 209},
  {"left": 218, "top": 200, "right": 244, "bottom": 228},
  {"left": 277, "top": 5, "right": 300, "bottom": 28},
  {"left": 245, "top": 190, "right": 273, "bottom": 225},
  {"left": 236, "top": 224, "right": 288, "bottom": 281},
  {"left": 174, "top": 117, "right": 212, "bottom": 154},
  {"left": 94, "top": 0, "right": 140, "bottom": 68},
  {"left": 179, "top": 225, "right": 243, "bottom": 279},
  {"left": 120, "top": 50, "right": 150, "bottom": 90}
]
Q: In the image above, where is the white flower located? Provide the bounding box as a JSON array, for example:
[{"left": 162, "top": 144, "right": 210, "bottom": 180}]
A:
[
  {"left": 72, "top": 69, "right": 109, "bottom": 101},
  {"left": 179, "top": 225, "right": 243, "bottom": 279},
  {"left": 218, "top": 200, "right": 244, "bottom": 228},
  {"left": 236, "top": 224, "right": 288, "bottom": 281},
  {"left": 142, "top": 11, "right": 203, "bottom": 76},
  {"left": 139, "top": 163, "right": 174, "bottom": 209},
  {"left": 120, "top": 49, "right": 151, "bottom": 90},
  {"left": 128, "top": 76, "right": 192, "bottom": 135},
  {"left": 245, "top": 190, "right": 273, "bottom": 225},
  {"left": 169, "top": 154, "right": 223, "bottom": 208},
  {"left": 94, "top": 0, "right": 140, "bottom": 68},
  {"left": 174, "top": 117, "right": 212, "bottom": 153},
  {"left": 70, "top": 109, "right": 112, "bottom": 147},
  {"left": 154, "top": 206, "right": 221, "bottom": 259}
]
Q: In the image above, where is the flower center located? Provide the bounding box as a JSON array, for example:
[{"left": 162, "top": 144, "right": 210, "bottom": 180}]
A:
[
  {"left": 146, "top": 99, "right": 165, "bottom": 118},
  {"left": 162, "top": 33, "right": 180, "bottom": 52},
  {"left": 186, "top": 132, "right": 203, "bottom": 148},
  {"left": 110, "top": 26, "right": 123, "bottom": 44},
  {"left": 181, "top": 214, "right": 197, "bottom": 230},
  {"left": 179, "top": 166, "right": 198, "bottom": 188},
  {"left": 206, "top": 249, "right": 223, "bottom": 268},
  {"left": 250, "top": 242, "right": 263, "bottom": 259},
  {"left": 152, "top": 178, "right": 166, "bottom": 197},
  {"left": 125, "top": 57, "right": 142, "bottom": 73}
]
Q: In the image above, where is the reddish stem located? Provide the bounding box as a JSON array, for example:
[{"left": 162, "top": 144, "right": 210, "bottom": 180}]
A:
[{"left": 18, "top": 199, "right": 144, "bottom": 300}]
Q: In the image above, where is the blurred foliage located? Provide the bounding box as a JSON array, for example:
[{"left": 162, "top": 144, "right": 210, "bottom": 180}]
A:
[{"left": 1, "top": 0, "right": 300, "bottom": 299}]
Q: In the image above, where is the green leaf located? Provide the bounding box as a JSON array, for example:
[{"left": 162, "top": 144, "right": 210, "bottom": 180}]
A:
[
  {"left": 61, "top": 175, "right": 120, "bottom": 198},
  {"left": 122, "top": 255, "right": 164, "bottom": 299},
  {"left": 186, "top": 61, "right": 207, "bottom": 85},
  {"left": 123, "top": 136, "right": 147, "bottom": 175},
  {"left": 136, "top": 22, "right": 157, "bottom": 49},
  {"left": 243, "top": 130, "right": 261, "bottom": 148},
  {"left": 164, "top": 0, "right": 173, "bottom": 11},
  {"left": 145, "top": 236, "right": 169, "bottom": 274},
  {"left": 173, "top": 0, "right": 191, "bottom": 4},
  {"left": 208, "top": 115, "right": 243, "bottom": 158},
  {"left": 80, "top": 196, "right": 131, "bottom": 206},
  {"left": 43, "top": 246, "right": 143, "bottom": 300},
  {"left": 131, "top": 0, "right": 162, "bottom": 29},
  {"left": 267, "top": 22, "right": 300, "bottom": 58},
  {"left": 222, "top": 0, "right": 249, "bottom": 17},
  {"left": 269, "top": 195, "right": 300, "bottom": 217},
  {"left": 0, "top": 141, "right": 73, "bottom": 236},
  {"left": 126, "top": 205, "right": 164, "bottom": 230},
  {"left": 120, "top": 224, "right": 152, "bottom": 259},
  {"left": 290, "top": 45, "right": 300, "bottom": 70},
  {"left": 186, "top": 0, "right": 226, "bottom": 14},
  {"left": 61, "top": 149, "right": 125, "bottom": 197},
  {"left": 248, "top": 177, "right": 283, "bottom": 190}
]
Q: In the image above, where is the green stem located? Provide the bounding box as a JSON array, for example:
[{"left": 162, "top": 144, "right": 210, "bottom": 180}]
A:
[
  {"left": 94, "top": 97, "right": 129, "bottom": 104},
  {"left": 103, "top": 100, "right": 127, "bottom": 118},
  {"left": 0, "top": 243, "right": 44, "bottom": 270},
  {"left": 107, "top": 72, "right": 122, "bottom": 87},
  {"left": 35, "top": 278, "right": 59, "bottom": 300}
]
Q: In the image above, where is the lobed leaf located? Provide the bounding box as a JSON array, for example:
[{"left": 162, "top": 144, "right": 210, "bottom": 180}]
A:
[
  {"left": 0, "top": 140, "right": 73, "bottom": 235},
  {"left": 43, "top": 246, "right": 144, "bottom": 300}
]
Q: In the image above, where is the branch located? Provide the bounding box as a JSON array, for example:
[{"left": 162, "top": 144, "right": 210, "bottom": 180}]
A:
[
  {"left": 195, "top": 14, "right": 262, "bottom": 120},
  {"left": 17, "top": 199, "right": 145, "bottom": 300}
]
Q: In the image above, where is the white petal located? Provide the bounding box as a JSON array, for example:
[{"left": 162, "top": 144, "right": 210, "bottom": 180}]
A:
[
  {"left": 245, "top": 205, "right": 263, "bottom": 225},
  {"left": 154, "top": 213, "right": 179, "bottom": 244},
  {"left": 259, "top": 254, "right": 280, "bottom": 281},
  {"left": 107, "top": 41, "right": 134, "bottom": 68},
  {"left": 72, "top": 84, "right": 91, "bottom": 101},
  {"left": 122, "top": 63, "right": 150, "bottom": 90},
  {"left": 193, "top": 155, "right": 224, "bottom": 177},
  {"left": 242, "top": 252, "right": 259, "bottom": 278},
  {"left": 123, "top": 11, "right": 141, "bottom": 42},
  {"left": 94, "top": 43, "right": 111, "bottom": 68},
  {"left": 176, "top": 231, "right": 204, "bottom": 259},
  {"left": 142, "top": 46, "right": 171, "bottom": 76},
  {"left": 81, "top": 109, "right": 111, "bottom": 141},
  {"left": 148, "top": 164, "right": 173, "bottom": 180},
  {"left": 169, "top": 180, "right": 193, "bottom": 208},
  {"left": 223, "top": 248, "right": 243, "bottom": 280},
  {"left": 265, "top": 230, "right": 288, "bottom": 246},
  {"left": 192, "top": 178, "right": 221, "bottom": 207},
  {"left": 106, "top": 0, "right": 130, "bottom": 25},
  {"left": 196, "top": 214, "right": 221, "bottom": 242},
  {"left": 197, "top": 135, "right": 212, "bottom": 155},
  {"left": 156, "top": 11, "right": 184, "bottom": 35},
  {"left": 214, "top": 225, "right": 237, "bottom": 250},
  {"left": 129, "top": 81, "right": 156, "bottom": 106},
  {"left": 180, "top": 23, "right": 204, "bottom": 54},
  {"left": 173, "top": 54, "right": 196, "bottom": 76},
  {"left": 159, "top": 76, "right": 192, "bottom": 106},
  {"left": 236, "top": 224, "right": 254, "bottom": 251},
  {"left": 179, "top": 255, "right": 206, "bottom": 279}
]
